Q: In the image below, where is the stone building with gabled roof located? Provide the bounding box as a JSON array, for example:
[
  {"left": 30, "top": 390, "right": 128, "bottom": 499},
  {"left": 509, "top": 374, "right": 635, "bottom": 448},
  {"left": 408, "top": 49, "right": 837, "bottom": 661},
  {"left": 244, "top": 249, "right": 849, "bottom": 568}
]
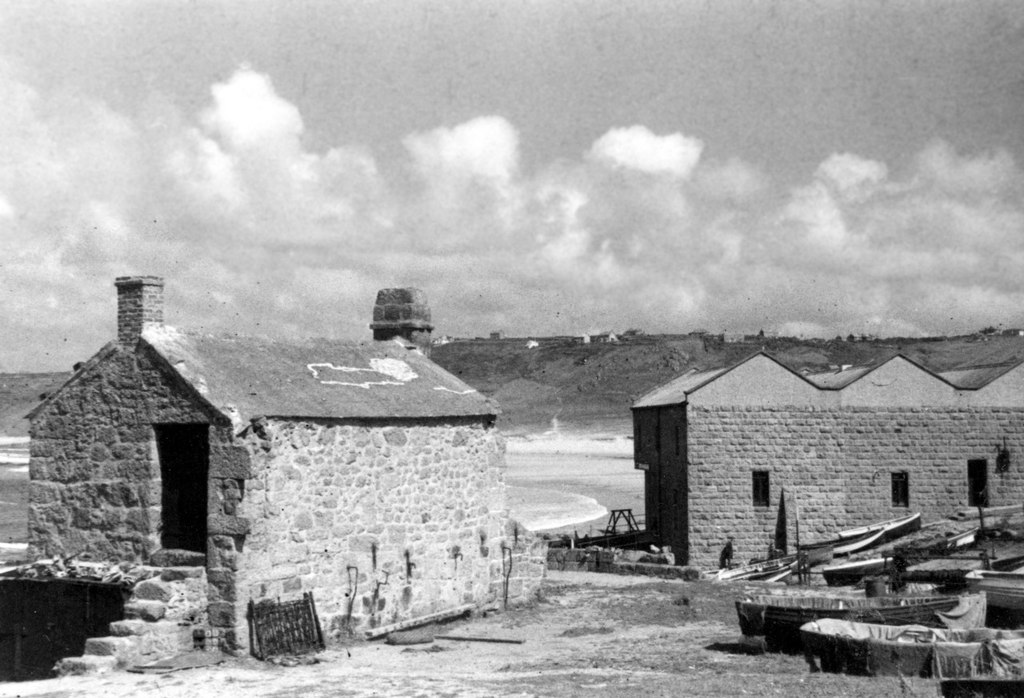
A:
[
  {"left": 633, "top": 351, "right": 1024, "bottom": 568},
  {"left": 27, "top": 276, "right": 544, "bottom": 652}
]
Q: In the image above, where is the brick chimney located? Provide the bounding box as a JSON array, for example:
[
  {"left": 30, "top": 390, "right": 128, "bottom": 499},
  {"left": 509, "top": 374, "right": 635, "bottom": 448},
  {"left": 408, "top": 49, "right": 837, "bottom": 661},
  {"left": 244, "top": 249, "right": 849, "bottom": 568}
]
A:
[
  {"left": 370, "top": 288, "right": 434, "bottom": 356},
  {"left": 115, "top": 276, "right": 164, "bottom": 345}
]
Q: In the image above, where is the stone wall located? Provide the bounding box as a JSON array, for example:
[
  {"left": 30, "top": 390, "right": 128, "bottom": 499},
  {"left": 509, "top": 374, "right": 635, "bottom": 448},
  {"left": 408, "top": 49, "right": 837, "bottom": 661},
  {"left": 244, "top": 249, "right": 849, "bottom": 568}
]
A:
[
  {"left": 686, "top": 406, "right": 1024, "bottom": 568},
  {"left": 27, "top": 345, "right": 227, "bottom": 561},
  {"left": 233, "top": 417, "right": 545, "bottom": 649}
]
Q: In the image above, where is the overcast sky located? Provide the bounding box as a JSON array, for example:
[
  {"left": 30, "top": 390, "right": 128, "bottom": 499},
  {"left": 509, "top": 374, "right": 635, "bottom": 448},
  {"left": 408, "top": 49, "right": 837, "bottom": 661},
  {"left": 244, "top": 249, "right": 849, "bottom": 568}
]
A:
[{"left": 2, "top": 0, "right": 1024, "bottom": 371}]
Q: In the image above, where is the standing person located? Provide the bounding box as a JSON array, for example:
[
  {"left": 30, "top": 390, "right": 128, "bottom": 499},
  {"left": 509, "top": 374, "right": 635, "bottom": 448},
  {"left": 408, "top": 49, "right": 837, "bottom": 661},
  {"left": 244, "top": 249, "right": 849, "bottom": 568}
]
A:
[{"left": 719, "top": 536, "right": 734, "bottom": 569}]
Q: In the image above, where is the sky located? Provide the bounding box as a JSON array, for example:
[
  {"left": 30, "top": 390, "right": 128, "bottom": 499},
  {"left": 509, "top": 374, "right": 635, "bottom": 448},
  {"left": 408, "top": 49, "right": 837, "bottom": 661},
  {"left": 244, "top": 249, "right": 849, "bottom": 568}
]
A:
[{"left": 2, "top": 0, "right": 1024, "bottom": 371}]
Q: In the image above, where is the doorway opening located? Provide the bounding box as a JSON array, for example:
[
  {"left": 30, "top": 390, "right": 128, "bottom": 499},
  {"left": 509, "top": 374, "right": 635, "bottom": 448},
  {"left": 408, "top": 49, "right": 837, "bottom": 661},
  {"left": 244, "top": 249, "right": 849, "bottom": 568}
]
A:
[
  {"left": 967, "top": 459, "right": 989, "bottom": 508},
  {"left": 155, "top": 424, "right": 209, "bottom": 553}
]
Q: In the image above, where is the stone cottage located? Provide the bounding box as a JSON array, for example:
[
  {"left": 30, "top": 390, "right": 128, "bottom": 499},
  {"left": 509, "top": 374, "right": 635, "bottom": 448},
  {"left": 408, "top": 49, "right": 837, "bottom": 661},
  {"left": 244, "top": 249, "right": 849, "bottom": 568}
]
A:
[
  {"left": 633, "top": 351, "right": 1024, "bottom": 568},
  {"left": 27, "top": 277, "right": 544, "bottom": 652}
]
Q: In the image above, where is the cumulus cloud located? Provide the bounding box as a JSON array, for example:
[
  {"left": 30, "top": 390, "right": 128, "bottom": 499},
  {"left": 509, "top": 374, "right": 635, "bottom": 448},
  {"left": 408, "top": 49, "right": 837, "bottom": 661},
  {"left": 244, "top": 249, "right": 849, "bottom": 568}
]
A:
[
  {"left": 588, "top": 125, "right": 704, "bottom": 178},
  {"left": 3, "top": 62, "right": 1024, "bottom": 371}
]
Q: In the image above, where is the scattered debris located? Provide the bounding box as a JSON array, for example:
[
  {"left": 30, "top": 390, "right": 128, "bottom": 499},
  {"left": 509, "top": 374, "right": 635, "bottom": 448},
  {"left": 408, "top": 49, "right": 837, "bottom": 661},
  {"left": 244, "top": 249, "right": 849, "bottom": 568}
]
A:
[
  {"left": 1, "top": 557, "right": 143, "bottom": 587},
  {"left": 127, "top": 651, "right": 225, "bottom": 674}
]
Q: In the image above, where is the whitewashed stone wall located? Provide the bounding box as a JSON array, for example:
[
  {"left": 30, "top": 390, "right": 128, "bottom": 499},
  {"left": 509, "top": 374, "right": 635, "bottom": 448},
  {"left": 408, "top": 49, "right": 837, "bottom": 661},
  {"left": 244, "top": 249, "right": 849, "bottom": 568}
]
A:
[
  {"left": 234, "top": 418, "right": 545, "bottom": 647},
  {"left": 686, "top": 406, "right": 1024, "bottom": 568}
]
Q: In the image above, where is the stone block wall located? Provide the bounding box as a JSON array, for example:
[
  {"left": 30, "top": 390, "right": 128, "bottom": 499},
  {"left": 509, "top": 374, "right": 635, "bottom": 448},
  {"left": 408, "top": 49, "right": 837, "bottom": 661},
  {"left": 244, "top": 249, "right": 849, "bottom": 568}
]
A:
[
  {"left": 28, "top": 346, "right": 225, "bottom": 561},
  {"left": 234, "top": 417, "right": 545, "bottom": 649},
  {"left": 686, "top": 406, "right": 1024, "bottom": 568}
]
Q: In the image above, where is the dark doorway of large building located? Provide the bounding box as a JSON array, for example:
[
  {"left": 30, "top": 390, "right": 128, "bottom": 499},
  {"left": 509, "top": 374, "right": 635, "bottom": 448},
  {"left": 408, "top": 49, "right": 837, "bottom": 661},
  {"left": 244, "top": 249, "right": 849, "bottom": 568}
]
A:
[
  {"left": 155, "top": 424, "right": 209, "bottom": 553},
  {"left": 968, "top": 459, "right": 989, "bottom": 508}
]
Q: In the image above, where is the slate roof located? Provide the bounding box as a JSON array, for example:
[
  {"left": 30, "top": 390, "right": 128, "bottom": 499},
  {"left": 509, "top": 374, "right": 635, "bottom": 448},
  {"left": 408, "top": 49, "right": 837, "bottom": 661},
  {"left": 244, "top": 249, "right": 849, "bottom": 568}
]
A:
[
  {"left": 803, "top": 365, "right": 874, "bottom": 389},
  {"left": 142, "top": 326, "right": 497, "bottom": 423},
  {"left": 938, "top": 361, "right": 1024, "bottom": 390},
  {"left": 632, "top": 366, "right": 731, "bottom": 409}
]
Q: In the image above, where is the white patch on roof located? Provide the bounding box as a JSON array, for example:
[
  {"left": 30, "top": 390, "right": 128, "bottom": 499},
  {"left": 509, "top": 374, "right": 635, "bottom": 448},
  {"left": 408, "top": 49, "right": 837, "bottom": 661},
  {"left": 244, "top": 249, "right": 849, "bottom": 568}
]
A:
[
  {"left": 307, "top": 358, "right": 419, "bottom": 389},
  {"left": 433, "top": 386, "right": 477, "bottom": 395}
]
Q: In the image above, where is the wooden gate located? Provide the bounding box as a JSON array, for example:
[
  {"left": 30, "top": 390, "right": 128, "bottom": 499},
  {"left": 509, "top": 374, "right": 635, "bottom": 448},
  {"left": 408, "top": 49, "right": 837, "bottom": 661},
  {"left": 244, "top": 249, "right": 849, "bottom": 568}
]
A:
[{"left": 0, "top": 578, "right": 128, "bottom": 680}]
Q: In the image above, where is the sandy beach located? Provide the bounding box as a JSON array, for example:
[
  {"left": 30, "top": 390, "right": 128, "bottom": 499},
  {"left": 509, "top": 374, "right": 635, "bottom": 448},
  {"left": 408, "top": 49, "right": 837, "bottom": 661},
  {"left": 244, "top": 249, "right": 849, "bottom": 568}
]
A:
[{"left": 504, "top": 434, "right": 643, "bottom": 535}]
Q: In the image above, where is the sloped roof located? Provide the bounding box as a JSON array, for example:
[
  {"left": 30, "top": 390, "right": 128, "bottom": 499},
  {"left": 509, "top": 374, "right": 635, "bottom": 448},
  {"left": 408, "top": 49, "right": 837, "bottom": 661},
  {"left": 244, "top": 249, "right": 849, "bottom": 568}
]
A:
[
  {"left": 632, "top": 351, "right": 965, "bottom": 409},
  {"left": 632, "top": 366, "right": 731, "bottom": 408},
  {"left": 143, "top": 326, "right": 497, "bottom": 423},
  {"left": 803, "top": 365, "right": 874, "bottom": 389},
  {"left": 938, "top": 360, "right": 1024, "bottom": 389}
]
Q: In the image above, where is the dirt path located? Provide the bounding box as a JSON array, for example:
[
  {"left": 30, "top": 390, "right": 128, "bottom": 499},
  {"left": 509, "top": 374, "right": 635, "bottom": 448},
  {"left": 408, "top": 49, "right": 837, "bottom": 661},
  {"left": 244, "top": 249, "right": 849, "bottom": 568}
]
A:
[{"left": 2, "top": 571, "right": 940, "bottom": 698}]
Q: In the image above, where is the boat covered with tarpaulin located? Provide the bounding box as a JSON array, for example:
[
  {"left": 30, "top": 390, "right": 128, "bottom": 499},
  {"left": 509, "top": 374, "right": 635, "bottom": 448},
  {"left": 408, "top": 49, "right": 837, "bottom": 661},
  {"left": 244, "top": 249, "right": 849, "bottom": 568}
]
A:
[
  {"left": 800, "top": 617, "right": 1024, "bottom": 678},
  {"left": 736, "top": 592, "right": 986, "bottom": 652}
]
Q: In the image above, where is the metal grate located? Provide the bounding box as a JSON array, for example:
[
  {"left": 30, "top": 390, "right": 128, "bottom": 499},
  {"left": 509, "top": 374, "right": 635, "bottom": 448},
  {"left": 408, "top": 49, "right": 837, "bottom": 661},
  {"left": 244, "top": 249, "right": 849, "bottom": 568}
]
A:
[{"left": 248, "top": 592, "right": 325, "bottom": 660}]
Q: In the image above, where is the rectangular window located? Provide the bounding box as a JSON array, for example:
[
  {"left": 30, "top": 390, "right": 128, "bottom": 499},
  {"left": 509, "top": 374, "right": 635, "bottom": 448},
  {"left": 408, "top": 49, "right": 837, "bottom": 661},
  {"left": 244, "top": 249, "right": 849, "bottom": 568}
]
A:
[
  {"left": 752, "top": 471, "right": 770, "bottom": 507},
  {"left": 891, "top": 472, "right": 909, "bottom": 508}
]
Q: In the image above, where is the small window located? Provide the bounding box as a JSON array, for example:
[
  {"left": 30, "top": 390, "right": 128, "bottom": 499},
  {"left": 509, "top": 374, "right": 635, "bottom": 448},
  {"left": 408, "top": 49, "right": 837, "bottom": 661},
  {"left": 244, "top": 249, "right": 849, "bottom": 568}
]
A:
[
  {"left": 891, "top": 472, "right": 909, "bottom": 508},
  {"left": 752, "top": 471, "right": 770, "bottom": 507}
]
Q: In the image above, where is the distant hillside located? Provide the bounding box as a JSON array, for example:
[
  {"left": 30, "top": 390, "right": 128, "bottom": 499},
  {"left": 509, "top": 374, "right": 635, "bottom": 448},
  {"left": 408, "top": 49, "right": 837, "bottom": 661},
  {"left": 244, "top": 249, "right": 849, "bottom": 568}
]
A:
[
  {"left": 3, "top": 334, "right": 1023, "bottom": 439},
  {"left": 433, "top": 334, "right": 1024, "bottom": 436},
  {"left": 0, "top": 373, "right": 70, "bottom": 436}
]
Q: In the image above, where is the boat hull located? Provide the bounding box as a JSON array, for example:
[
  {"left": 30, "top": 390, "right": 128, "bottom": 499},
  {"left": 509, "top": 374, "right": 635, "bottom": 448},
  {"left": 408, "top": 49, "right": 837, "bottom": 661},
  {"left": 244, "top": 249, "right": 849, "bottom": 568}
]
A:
[
  {"left": 800, "top": 618, "right": 1024, "bottom": 678},
  {"left": 821, "top": 557, "right": 889, "bottom": 586},
  {"left": 966, "top": 570, "right": 1024, "bottom": 612},
  {"left": 736, "top": 593, "right": 982, "bottom": 653}
]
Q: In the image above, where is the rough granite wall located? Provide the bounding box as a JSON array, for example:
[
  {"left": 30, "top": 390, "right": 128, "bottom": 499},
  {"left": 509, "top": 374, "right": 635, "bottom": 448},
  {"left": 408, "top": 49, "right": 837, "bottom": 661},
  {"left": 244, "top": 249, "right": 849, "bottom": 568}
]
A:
[
  {"left": 233, "top": 417, "right": 545, "bottom": 648},
  {"left": 27, "top": 346, "right": 227, "bottom": 561},
  {"left": 686, "top": 406, "right": 1024, "bottom": 568}
]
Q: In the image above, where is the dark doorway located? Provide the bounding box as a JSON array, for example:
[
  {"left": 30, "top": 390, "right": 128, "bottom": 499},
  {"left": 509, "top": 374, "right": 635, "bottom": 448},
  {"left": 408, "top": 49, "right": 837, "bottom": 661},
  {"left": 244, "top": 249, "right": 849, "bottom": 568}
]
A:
[
  {"left": 155, "top": 424, "right": 209, "bottom": 552},
  {"left": 968, "top": 459, "right": 989, "bottom": 507},
  {"left": 0, "top": 579, "right": 127, "bottom": 680}
]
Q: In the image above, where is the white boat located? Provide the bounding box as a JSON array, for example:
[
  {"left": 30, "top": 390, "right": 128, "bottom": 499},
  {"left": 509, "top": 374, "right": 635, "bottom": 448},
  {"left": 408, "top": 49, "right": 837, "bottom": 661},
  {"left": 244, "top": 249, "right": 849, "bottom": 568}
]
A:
[
  {"left": 821, "top": 556, "right": 889, "bottom": 586},
  {"left": 803, "top": 513, "right": 922, "bottom": 557},
  {"left": 965, "top": 569, "right": 1024, "bottom": 612}
]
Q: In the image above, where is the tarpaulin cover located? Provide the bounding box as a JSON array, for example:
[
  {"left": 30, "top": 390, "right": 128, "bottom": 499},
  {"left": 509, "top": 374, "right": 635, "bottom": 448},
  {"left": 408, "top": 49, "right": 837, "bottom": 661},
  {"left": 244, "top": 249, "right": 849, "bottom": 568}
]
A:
[
  {"left": 936, "top": 593, "right": 988, "bottom": 630},
  {"left": 801, "top": 618, "right": 1024, "bottom": 679}
]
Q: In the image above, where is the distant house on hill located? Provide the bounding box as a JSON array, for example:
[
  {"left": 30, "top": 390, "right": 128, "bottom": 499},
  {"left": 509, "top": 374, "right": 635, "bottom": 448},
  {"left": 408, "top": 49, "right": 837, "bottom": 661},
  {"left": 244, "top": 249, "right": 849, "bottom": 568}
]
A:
[
  {"left": 27, "top": 277, "right": 544, "bottom": 654},
  {"left": 633, "top": 351, "right": 1024, "bottom": 568},
  {"left": 591, "top": 332, "right": 618, "bottom": 344}
]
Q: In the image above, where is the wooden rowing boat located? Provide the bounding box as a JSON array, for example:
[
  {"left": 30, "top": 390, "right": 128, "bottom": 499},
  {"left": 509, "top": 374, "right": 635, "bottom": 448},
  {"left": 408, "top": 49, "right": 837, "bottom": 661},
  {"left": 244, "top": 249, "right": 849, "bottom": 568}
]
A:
[
  {"left": 716, "top": 555, "right": 796, "bottom": 582},
  {"left": 736, "top": 592, "right": 984, "bottom": 653},
  {"left": 800, "top": 618, "right": 1024, "bottom": 678},
  {"left": 821, "top": 556, "right": 890, "bottom": 586},
  {"left": 966, "top": 569, "right": 1024, "bottom": 614},
  {"left": 802, "top": 512, "right": 922, "bottom": 558}
]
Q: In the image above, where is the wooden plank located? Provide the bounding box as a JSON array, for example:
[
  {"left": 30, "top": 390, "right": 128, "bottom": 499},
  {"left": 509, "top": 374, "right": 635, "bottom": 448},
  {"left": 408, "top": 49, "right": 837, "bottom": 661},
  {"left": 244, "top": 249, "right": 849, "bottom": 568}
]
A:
[
  {"left": 363, "top": 604, "right": 475, "bottom": 640},
  {"left": 435, "top": 635, "right": 524, "bottom": 644}
]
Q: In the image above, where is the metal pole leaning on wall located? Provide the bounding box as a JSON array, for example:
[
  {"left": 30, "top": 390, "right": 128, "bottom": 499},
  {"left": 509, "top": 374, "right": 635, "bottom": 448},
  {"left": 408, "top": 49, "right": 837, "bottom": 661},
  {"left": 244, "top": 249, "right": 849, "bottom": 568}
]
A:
[{"left": 502, "top": 545, "right": 513, "bottom": 609}]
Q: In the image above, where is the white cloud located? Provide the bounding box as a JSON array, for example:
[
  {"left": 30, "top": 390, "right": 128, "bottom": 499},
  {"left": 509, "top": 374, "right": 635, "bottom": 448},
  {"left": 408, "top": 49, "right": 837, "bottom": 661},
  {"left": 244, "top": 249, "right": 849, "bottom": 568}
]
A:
[
  {"left": 403, "top": 116, "right": 519, "bottom": 182},
  {"left": 3, "top": 60, "right": 1024, "bottom": 370},
  {"left": 588, "top": 126, "right": 704, "bottom": 178},
  {"left": 816, "top": 152, "right": 888, "bottom": 202}
]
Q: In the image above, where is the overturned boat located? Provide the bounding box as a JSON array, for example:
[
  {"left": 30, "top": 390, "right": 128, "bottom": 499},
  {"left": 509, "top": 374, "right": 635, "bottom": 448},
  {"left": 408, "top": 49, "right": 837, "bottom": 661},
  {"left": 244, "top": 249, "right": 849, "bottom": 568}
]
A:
[
  {"left": 801, "top": 617, "right": 1024, "bottom": 679},
  {"left": 736, "top": 592, "right": 986, "bottom": 653}
]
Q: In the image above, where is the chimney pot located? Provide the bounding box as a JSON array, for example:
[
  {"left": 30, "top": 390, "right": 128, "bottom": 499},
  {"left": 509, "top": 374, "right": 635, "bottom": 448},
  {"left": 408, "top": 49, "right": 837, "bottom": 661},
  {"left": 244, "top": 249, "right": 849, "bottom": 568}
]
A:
[
  {"left": 115, "top": 276, "right": 164, "bottom": 345},
  {"left": 370, "top": 287, "right": 434, "bottom": 355}
]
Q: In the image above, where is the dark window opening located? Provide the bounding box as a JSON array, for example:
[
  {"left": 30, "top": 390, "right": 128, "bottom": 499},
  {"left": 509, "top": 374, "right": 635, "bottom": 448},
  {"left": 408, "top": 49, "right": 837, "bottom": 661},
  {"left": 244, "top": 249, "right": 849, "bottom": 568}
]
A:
[
  {"left": 155, "top": 424, "right": 209, "bottom": 553},
  {"left": 752, "top": 471, "right": 770, "bottom": 507},
  {"left": 891, "top": 472, "right": 909, "bottom": 507},
  {"left": 968, "top": 459, "right": 989, "bottom": 507}
]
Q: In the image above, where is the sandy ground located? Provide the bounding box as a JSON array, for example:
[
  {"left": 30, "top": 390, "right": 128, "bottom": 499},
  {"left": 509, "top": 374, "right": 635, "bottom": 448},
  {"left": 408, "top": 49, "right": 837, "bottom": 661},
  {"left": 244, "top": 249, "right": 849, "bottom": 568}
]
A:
[{"left": 1, "top": 571, "right": 939, "bottom": 698}]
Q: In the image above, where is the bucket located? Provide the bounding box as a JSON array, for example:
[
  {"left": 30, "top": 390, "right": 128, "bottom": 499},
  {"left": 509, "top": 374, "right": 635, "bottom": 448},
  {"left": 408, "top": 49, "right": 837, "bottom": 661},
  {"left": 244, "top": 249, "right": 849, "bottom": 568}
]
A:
[{"left": 864, "top": 576, "right": 887, "bottom": 598}]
